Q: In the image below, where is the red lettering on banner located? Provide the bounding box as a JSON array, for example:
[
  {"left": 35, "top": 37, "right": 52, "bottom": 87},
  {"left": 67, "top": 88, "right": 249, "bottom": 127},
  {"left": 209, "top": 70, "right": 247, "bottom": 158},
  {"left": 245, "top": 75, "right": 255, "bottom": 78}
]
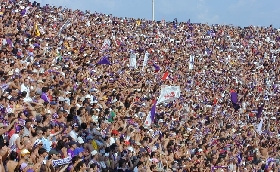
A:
[{"left": 164, "top": 92, "right": 175, "bottom": 99}]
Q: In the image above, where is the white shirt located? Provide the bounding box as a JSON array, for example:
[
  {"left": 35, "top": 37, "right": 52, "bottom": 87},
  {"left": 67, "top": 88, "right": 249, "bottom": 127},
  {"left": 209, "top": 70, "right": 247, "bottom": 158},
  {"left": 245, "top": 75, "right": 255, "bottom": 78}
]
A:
[
  {"left": 109, "top": 137, "right": 116, "bottom": 146},
  {"left": 23, "top": 97, "right": 33, "bottom": 103},
  {"left": 9, "top": 133, "right": 19, "bottom": 148},
  {"left": 69, "top": 130, "right": 78, "bottom": 142},
  {"left": 21, "top": 84, "right": 30, "bottom": 97},
  {"left": 133, "top": 167, "right": 138, "bottom": 172}
]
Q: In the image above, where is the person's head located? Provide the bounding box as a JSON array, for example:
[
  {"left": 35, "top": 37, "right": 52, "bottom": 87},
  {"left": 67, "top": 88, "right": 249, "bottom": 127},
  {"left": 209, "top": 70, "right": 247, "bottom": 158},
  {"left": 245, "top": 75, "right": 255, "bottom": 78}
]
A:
[
  {"left": 150, "top": 164, "right": 157, "bottom": 171},
  {"left": 18, "top": 111, "right": 26, "bottom": 120},
  {"left": 36, "top": 128, "right": 43, "bottom": 139},
  {"left": 73, "top": 123, "right": 79, "bottom": 132},
  {"left": 17, "top": 125, "right": 24, "bottom": 135},
  {"left": 25, "top": 119, "right": 32, "bottom": 129},
  {"left": 38, "top": 148, "right": 48, "bottom": 158},
  {"left": 69, "top": 141, "right": 77, "bottom": 150},
  {"left": 89, "top": 163, "right": 98, "bottom": 172},
  {"left": 7, "top": 113, "right": 15, "bottom": 121},
  {"left": 48, "top": 150, "right": 60, "bottom": 160},
  {"left": 43, "top": 127, "right": 51, "bottom": 137},
  {"left": 74, "top": 161, "right": 87, "bottom": 172},
  {"left": 41, "top": 87, "right": 49, "bottom": 93},
  {"left": 24, "top": 139, "right": 32, "bottom": 151},
  {"left": 21, "top": 149, "right": 30, "bottom": 160}
]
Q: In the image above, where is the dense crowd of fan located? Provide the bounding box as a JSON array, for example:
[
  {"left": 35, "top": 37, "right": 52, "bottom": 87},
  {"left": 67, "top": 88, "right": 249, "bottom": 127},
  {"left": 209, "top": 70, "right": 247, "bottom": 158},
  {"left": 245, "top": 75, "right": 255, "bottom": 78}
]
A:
[{"left": 0, "top": 0, "right": 280, "bottom": 171}]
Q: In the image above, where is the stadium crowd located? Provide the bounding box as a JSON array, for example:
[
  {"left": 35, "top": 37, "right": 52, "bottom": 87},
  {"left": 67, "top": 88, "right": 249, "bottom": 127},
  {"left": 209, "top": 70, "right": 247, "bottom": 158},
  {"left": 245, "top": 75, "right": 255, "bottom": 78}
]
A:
[{"left": 0, "top": 0, "right": 280, "bottom": 171}]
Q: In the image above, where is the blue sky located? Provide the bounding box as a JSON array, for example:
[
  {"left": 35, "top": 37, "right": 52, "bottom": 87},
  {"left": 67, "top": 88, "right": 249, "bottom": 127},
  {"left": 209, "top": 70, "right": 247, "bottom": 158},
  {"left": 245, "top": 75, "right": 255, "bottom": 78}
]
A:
[{"left": 36, "top": 0, "right": 280, "bottom": 28}]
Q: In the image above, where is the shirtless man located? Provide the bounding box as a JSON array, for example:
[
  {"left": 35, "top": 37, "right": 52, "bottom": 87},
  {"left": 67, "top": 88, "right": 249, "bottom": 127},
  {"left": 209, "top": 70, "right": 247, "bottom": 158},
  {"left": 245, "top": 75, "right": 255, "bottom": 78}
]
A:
[{"left": 6, "top": 151, "right": 19, "bottom": 172}]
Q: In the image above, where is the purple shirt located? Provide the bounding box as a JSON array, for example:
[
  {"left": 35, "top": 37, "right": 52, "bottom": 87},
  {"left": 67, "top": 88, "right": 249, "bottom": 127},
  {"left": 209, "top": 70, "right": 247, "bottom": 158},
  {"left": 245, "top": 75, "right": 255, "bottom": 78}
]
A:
[
  {"left": 41, "top": 93, "right": 49, "bottom": 102},
  {"left": 67, "top": 149, "right": 75, "bottom": 158}
]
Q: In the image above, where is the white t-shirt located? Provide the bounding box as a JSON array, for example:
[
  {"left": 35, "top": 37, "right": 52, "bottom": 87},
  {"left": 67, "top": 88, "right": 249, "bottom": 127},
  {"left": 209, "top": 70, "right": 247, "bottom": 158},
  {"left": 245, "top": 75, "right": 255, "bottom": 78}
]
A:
[
  {"left": 133, "top": 167, "right": 138, "bottom": 172},
  {"left": 23, "top": 97, "right": 33, "bottom": 103},
  {"left": 9, "top": 133, "right": 19, "bottom": 148},
  {"left": 21, "top": 84, "right": 30, "bottom": 97},
  {"left": 69, "top": 130, "right": 78, "bottom": 142},
  {"left": 109, "top": 137, "right": 116, "bottom": 146}
]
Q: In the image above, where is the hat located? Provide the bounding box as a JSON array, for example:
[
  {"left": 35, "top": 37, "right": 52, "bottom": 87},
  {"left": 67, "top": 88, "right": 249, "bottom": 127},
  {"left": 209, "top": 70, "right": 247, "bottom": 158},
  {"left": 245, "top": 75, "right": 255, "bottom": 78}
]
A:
[
  {"left": 21, "top": 149, "right": 30, "bottom": 156},
  {"left": 21, "top": 162, "right": 28, "bottom": 170},
  {"left": 127, "top": 146, "right": 134, "bottom": 152},
  {"left": 49, "top": 149, "right": 59, "bottom": 155},
  {"left": 111, "top": 130, "right": 119, "bottom": 135},
  {"left": 72, "top": 123, "right": 79, "bottom": 128},
  {"left": 151, "top": 158, "right": 159, "bottom": 163},
  {"left": 8, "top": 71, "right": 13, "bottom": 76},
  {"left": 91, "top": 150, "right": 98, "bottom": 156},
  {"left": 105, "top": 153, "right": 109, "bottom": 157},
  {"left": 37, "top": 80, "right": 43, "bottom": 83},
  {"left": 68, "top": 141, "right": 78, "bottom": 147},
  {"left": 50, "top": 101, "right": 57, "bottom": 105},
  {"left": 77, "top": 137, "right": 84, "bottom": 144}
]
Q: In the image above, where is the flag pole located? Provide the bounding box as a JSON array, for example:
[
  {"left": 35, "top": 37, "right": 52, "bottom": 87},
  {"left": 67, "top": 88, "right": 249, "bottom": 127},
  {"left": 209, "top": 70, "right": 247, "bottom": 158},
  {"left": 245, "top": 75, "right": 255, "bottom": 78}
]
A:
[{"left": 152, "top": 0, "right": 155, "bottom": 21}]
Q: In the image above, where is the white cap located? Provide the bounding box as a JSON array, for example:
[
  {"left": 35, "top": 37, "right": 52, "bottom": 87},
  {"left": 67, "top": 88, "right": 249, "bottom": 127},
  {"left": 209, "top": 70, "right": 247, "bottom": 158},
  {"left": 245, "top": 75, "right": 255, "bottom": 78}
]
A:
[
  {"left": 91, "top": 150, "right": 98, "bottom": 156},
  {"left": 127, "top": 147, "right": 134, "bottom": 152}
]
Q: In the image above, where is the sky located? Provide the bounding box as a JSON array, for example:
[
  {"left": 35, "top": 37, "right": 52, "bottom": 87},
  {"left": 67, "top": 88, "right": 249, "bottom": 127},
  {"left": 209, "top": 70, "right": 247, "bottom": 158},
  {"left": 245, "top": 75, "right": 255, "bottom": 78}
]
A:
[{"left": 35, "top": 0, "right": 280, "bottom": 28}]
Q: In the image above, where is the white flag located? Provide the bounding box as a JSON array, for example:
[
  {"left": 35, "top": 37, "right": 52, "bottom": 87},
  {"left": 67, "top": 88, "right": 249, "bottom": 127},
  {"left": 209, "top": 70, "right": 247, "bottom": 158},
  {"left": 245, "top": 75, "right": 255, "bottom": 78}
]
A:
[
  {"left": 189, "top": 55, "right": 194, "bottom": 70},
  {"left": 144, "top": 113, "right": 152, "bottom": 127},
  {"left": 142, "top": 51, "right": 149, "bottom": 70},
  {"left": 256, "top": 118, "right": 263, "bottom": 135},
  {"left": 157, "top": 85, "right": 181, "bottom": 104},
  {"left": 130, "top": 52, "right": 137, "bottom": 68}
]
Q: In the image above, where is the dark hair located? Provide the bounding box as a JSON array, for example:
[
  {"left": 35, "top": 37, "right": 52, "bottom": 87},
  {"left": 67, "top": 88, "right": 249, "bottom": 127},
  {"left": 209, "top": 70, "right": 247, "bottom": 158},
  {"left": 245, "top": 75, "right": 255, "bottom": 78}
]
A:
[
  {"left": 81, "top": 123, "right": 87, "bottom": 130},
  {"left": 9, "top": 151, "right": 18, "bottom": 160},
  {"left": 71, "top": 156, "right": 79, "bottom": 164},
  {"left": 89, "top": 163, "right": 97, "bottom": 169},
  {"left": 41, "top": 87, "right": 49, "bottom": 93},
  {"left": 74, "top": 161, "right": 84, "bottom": 171},
  {"left": 21, "top": 91, "right": 27, "bottom": 98},
  {"left": 38, "top": 148, "right": 47, "bottom": 155},
  {"left": 25, "top": 119, "right": 32, "bottom": 123}
]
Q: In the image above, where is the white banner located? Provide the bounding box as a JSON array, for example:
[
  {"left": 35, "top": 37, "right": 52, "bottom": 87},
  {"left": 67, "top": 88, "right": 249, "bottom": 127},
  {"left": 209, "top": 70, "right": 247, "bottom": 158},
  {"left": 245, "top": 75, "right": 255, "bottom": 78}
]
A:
[
  {"left": 101, "top": 38, "right": 111, "bottom": 52},
  {"left": 130, "top": 52, "right": 137, "bottom": 68},
  {"left": 58, "top": 19, "right": 71, "bottom": 37},
  {"left": 157, "top": 85, "right": 181, "bottom": 104},
  {"left": 189, "top": 55, "right": 194, "bottom": 70},
  {"left": 142, "top": 51, "right": 149, "bottom": 70},
  {"left": 255, "top": 118, "right": 263, "bottom": 135}
]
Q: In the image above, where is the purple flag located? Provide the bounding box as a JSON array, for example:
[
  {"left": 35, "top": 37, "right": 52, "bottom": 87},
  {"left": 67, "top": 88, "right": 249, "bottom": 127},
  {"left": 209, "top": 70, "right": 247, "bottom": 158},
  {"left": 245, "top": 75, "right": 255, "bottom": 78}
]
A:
[
  {"left": 237, "top": 153, "right": 242, "bottom": 164},
  {"left": 150, "top": 103, "right": 156, "bottom": 122},
  {"left": 21, "top": 9, "right": 27, "bottom": 16},
  {"left": 187, "top": 19, "right": 190, "bottom": 24},
  {"left": 97, "top": 56, "right": 111, "bottom": 65},
  {"left": 6, "top": 38, "right": 12, "bottom": 47},
  {"left": 153, "top": 63, "right": 160, "bottom": 72},
  {"left": 41, "top": 93, "right": 50, "bottom": 103},
  {"left": 230, "top": 92, "right": 238, "bottom": 104},
  {"left": 257, "top": 104, "right": 264, "bottom": 118}
]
